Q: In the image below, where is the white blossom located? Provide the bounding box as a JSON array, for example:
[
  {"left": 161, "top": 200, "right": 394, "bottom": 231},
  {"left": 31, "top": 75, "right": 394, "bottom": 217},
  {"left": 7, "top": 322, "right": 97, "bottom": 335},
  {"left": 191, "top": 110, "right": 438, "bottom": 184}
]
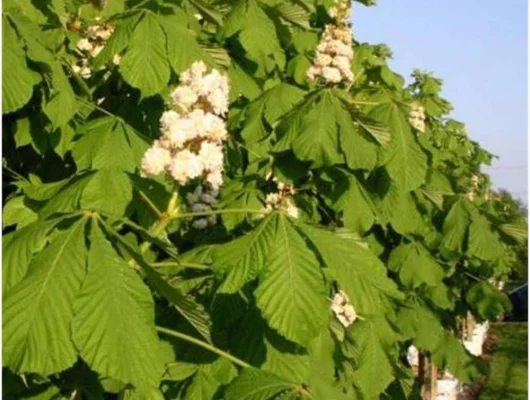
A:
[
  {"left": 408, "top": 103, "right": 426, "bottom": 133},
  {"left": 168, "top": 150, "right": 204, "bottom": 185},
  {"left": 206, "top": 169, "right": 223, "bottom": 190},
  {"left": 307, "top": 2, "right": 354, "bottom": 85},
  {"left": 141, "top": 140, "right": 172, "bottom": 177},
  {"left": 170, "top": 86, "right": 199, "bottom": 112},
  {"left": 77, "top": 38, "right": 92, "bottom": 52},
  {"left": 198, "top": 141, "right": 224, "bottom": 171},
  {"left": 331, "top": 290, "right": 357, "bottom": 327}
]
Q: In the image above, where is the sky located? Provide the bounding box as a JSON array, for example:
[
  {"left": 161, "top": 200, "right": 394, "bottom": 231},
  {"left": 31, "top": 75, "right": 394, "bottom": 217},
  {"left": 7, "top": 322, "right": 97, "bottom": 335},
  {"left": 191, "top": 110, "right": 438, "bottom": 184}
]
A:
[{"left": 353, "top": 0, "right": 528, "bottom": 203}]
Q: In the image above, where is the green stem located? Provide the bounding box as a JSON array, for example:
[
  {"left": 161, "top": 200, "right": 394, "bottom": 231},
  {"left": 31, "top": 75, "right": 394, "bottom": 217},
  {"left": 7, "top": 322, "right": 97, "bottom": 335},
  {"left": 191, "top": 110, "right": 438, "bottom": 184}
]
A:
[
  {"left": 156, "top": 326, "right": 251, "bottom": 369},
  {"left": 152, "top": 261, "right": 210, "bottom": 270}
]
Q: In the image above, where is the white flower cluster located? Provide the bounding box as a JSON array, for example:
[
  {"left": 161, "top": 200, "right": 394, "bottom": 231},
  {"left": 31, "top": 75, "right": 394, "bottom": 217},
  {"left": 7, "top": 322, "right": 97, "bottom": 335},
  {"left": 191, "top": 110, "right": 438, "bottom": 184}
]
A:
[
  {"left": 406, "top": 345, "right": 419, "bottom": 367},
  {"left": 186, "top": 185, "right": 218, "bottom": 230},
  {"left": 307, "top": 1, "right": 354, "bottom": 84},
  {"left": 73, "top": 24, "right": 119, "bottom": 79},
  {"left": 331, "top": 290, "right": 357, "bottom": 327},
  {"left": 408, "top": 103, "right": 426, "bottom": 133},
  {"left": 141, "top": 62, "right": 229, "bottom": 190},
  {"left": 262, "top": 179, "right": 299, "bottom": 219}
]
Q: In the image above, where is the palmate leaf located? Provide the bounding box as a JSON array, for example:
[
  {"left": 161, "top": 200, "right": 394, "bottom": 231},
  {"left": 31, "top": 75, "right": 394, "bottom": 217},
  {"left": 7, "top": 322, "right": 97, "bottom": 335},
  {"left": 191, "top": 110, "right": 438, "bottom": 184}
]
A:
[
  {"left": 72, "top": 116, "right": 148, "bottom": 173},
  {"left": 371, "top": 101, "right": 428, "bottom": 190},
  {"left": 2, "top": 17, "right": 41, "bottom": 114},
  {"left": 2, "top": 196, "right": 38, "bottom": 229},
  {"left": 3, "top": 219, "right": 87, "bottom": 375},
  {"left": 72, "top": 225, "right": 165, "bottom": 392},
  {"left": 298, "top": 223, "right": 402, "bottom": 315},
  {"left": 255, "top": 214, "right": 329, "bottom": 346},
  {"left": 388, "top": 242, "right": 445, "bottom": 289},
  {"left": 119, "top": 13, "right": 170, "bottom": 97},
  {"left": 274, "top": 90, "right": 343, "bottom": 167}
]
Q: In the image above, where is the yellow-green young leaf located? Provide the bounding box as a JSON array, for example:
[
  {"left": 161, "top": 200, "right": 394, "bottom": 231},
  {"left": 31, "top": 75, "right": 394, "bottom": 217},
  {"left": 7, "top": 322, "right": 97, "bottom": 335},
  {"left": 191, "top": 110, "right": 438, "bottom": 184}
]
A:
[
  {"left": 119, "top": 13, "right": 170, "bottom": 97},
  {"left": 72, "top": 225, "right": 165, "bottom": 392},
  {"left": 225, "top": 369, "right": 296, "bottom": 400},
  {"left": 371, "top": 101, "right": 428, "bottom": 190},
  {"left": 388, "top": 242, "right": 445, "bottom": 289},
  {"left": 3, "top": 219, "right": 87, "bottom": 375},
  {"left": 183, "top": 370, "right": 220, "bottom": 400},
  {"left": 80, "top": 169, "right": 133, "bottom": 216},
  {"left": 2, "top": 17, "right": 41, "bottom": 114},
  {"left": 255, "top": 213, "right": 328, "bottom": 345}
]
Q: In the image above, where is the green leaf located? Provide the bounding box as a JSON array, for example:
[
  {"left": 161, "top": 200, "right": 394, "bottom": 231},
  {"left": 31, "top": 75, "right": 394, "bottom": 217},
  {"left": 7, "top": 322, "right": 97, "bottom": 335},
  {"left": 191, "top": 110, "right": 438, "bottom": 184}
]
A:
[
  {"left": 80, "top": 169, "right": 133, "bottom": 216},
  {"left": 388, "top": 242, "right": 445, "bottom": 289},
  {"left": 430, "top": 332, "right": 485, "bottom": 383},
  {"left": 212, "top": 214, "right": 276, "bottom": 293},
  {"left": 39, "top": 174, "right": 94, "bottom": 219},
  {"left": 3, "top": 219, "right": 87, "bottom": 375},
  {"left": 223, "top": 0, "right": 285, "bottom": 75},
  {"left": 255, "top": 214, "right": 328, "bottom": 345},
  {"left": 103, "top": 221, "right": 212, "bottom": 343},
  {"left": 183, "top": 370, "right": 220, "bottom": 400},
  {"left": 2, "top": 17, "right": 40, "bottom": 114},
  {"left": 346, "top": 317, "right": 396, "bottom": 398},
  {"left": 3, "top": 196, "right": 37, "bottom": 229},
  {"left": 275, "top": 90, "right": 344, "bottom": 167},
  {"left": 371, "top": 101, "right": 427, "bottom": 190},
  {"left": 72, "top": 117, "right": 148, "bottom": 173},
  {"left": 228, "top": 60, "right": 262, "bottom": 101},
  {"left": 441, "top": 199, "right": 470, "bottom": 255},
  {"left": 72, "top": 225, "right": 164, "bottom": 391},
  {"left": 2, "top": 219, "right": 62, "bottom": 292},
  {"left": 333, "top": 173, "right": 376, "bottom": 234},
  {"left": 465, "top": 282, "right": 512, "bottom": 321},
  {"left": 298, "top": 224, "right": 402, "bottom": 315},
  {"left": 225, "top": 369, "right": 297, "bottom": 400},
  {"left": 119, "top": 13, "right": 170, "bottom": 97},
  {"left": 467, "top": 214, "right": 503, "bottom": 261},
  {"left": 157, "top": 14, "right": 215, "bottom": 74}
]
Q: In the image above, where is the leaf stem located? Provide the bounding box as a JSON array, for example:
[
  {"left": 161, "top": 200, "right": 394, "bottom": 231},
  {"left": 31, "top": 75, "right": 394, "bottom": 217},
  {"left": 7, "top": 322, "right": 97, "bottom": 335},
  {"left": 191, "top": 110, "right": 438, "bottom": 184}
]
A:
[
  {"left": 152, "top": 261, "right": 211, "bottom": 270},
  {"left": 156, "top": 326, "right": 251, "bottom": 369}
]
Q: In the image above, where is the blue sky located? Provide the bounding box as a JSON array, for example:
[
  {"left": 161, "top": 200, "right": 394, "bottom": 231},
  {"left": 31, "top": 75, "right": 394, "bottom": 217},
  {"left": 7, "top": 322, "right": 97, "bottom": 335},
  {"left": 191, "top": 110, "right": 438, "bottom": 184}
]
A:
[{"left": 353, "top": 0, "right": 528, "bottom": 203}]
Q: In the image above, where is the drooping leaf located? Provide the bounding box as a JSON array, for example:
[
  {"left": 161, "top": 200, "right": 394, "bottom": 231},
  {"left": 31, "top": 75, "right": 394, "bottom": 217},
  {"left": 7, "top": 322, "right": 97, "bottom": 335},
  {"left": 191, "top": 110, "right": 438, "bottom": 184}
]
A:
[
  {"left": 72, "top": 225, "right": 165, "bottom": 392},
  {"left": 3, "top": 219, "right": 87, "bottom": 375},
  {"left": 2, "top": 17, "right": 40, "bottom": 114},
  {"left": 225, "top": 369, "right": 297, "bottom": 400},
  {"left": 388, "top": 242, "right": 445, "bottom": 289},
  {"left": 255, "top": 214, "right": 328, "bottom": 345},
  {"left": 119, "top": 13, "right": 170, "bottom": 97}
]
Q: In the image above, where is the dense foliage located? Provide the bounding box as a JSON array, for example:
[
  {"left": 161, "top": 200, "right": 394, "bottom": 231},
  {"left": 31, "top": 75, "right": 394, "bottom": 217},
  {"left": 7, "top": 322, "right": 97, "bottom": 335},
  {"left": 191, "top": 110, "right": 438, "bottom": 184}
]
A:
[{"left": 2, "top": 0, "right": 527, "bottom": 399}]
